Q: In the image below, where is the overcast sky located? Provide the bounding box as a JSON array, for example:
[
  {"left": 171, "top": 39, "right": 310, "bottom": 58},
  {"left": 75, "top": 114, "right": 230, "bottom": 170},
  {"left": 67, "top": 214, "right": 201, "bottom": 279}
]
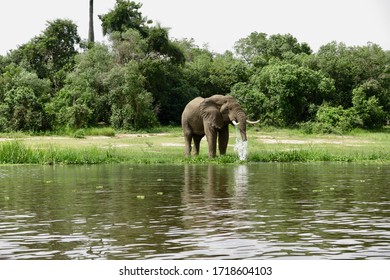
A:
[{"left": 1, "top": 0, "right": 389, "bottom": 56}]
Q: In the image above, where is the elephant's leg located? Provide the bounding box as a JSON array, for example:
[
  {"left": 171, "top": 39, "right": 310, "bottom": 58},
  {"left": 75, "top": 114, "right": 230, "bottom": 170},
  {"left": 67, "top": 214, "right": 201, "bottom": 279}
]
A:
[
  {"left": 218, "top": 126, "right": 229, "bottom": 155},
  {"left": 204, "top": 126, "right": 217, "bottom": 158},
  {"left": 184, "top": 132, "right": 192, "bottom": 157},
  {"left": 193, "top": 134, "right": 203, "bottom": 155}
]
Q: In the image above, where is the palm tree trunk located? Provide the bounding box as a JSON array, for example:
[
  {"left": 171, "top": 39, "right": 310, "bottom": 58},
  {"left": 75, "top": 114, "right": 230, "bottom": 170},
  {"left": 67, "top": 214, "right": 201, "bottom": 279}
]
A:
[{"left": 88, "top": 0, "right": 95, "bottom": 43}]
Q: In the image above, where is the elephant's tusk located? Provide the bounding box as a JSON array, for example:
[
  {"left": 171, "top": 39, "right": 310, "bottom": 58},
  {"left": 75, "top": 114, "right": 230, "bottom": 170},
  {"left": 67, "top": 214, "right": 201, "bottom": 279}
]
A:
[
  {"left": 246, "top": 120, "right": 260, "bottom": 124},
  {"left": 232, "top": 120, "right": 240, "bottom": 126}
]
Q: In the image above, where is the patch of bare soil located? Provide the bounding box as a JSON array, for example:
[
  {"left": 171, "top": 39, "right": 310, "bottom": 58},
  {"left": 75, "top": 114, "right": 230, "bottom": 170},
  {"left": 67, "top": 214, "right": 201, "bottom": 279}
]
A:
[
  {"left": 114, "top": 133, "right": 171, "bottom": 138},
  {"left": 256, "top": 135, "right": 373, "bottom": 146}
]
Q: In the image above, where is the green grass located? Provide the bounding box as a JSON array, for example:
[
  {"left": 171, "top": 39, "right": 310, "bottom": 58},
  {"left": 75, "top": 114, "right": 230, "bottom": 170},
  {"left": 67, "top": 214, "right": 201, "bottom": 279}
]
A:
[
  {"left": 0, "top": 127, "right": 117, "bottom": 138},
  {"left": 0, "top": 141, "right": 122, "bottom": 164},
  {"left": 248, "top": 147, "right": 390, "bottom": 162},
  {"left": 0, "top": 126, "right": 389, "bottom": 165}
]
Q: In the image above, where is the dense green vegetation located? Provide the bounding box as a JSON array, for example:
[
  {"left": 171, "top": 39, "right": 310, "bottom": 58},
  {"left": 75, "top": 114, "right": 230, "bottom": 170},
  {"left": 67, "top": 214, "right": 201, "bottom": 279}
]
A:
[{"left": 1, "top": 0, "right": 389, "bottom": 135}]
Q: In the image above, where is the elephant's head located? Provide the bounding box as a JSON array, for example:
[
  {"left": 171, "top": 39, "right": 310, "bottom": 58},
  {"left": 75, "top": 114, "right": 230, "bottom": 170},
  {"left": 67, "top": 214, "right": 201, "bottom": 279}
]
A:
[{"left": 199, "top": 94, "right": 248, "bottom": 141}]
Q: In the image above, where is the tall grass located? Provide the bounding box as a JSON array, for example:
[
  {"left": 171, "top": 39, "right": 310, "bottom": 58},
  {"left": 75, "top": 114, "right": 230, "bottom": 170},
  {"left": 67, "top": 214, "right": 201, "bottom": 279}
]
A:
[
  {"left": 0, "top": 141, "right": 33, "bottom": 164},
  {"left": 0, "top": 140, "right": 121, "bottom": 164},
  {"left": 0, "top": 127, "right": 116, "bottom": 139}
]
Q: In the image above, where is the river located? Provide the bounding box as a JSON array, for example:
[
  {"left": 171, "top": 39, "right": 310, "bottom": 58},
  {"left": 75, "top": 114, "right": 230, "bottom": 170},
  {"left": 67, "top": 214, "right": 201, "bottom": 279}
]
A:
[{"left": 0, "top": 163, "right": 389, "bottom": 259}]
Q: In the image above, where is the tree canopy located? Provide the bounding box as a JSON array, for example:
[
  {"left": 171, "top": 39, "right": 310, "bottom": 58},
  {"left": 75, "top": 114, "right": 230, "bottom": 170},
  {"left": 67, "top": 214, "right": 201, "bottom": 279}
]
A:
[{"left": 99, "top": 0, "right": 150, "bottom": 37}]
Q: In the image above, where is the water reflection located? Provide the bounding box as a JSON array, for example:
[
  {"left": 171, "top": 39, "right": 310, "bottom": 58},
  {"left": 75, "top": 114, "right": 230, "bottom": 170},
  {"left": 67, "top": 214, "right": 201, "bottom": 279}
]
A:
[{"left": 0, "top": 164, "right": 389, "bottom": 259}]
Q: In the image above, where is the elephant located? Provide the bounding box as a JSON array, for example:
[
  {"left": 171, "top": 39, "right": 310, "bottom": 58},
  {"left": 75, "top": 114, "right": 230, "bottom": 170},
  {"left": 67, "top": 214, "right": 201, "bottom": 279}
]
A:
[{"left": 181, "top": 94, "right": 258, "bottom": 158}]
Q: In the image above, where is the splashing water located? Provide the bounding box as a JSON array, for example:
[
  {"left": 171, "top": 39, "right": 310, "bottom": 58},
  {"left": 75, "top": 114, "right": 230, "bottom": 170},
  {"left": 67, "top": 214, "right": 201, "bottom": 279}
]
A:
[{"left": 233, "top": 124, "right": 248, "bottom": 160}]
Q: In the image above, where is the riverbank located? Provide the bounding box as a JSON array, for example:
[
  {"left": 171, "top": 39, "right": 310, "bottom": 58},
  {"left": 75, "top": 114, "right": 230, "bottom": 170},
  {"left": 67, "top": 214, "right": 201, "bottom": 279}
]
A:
[{"left": 1, "top": 127, "right": 389, "bottom": 164}]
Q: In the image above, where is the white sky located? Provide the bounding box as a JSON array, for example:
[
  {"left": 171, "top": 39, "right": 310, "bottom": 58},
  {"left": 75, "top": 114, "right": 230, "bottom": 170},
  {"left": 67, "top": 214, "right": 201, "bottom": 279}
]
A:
[{"left": 0, "top": 0, "right": 389, "bottom": 56}]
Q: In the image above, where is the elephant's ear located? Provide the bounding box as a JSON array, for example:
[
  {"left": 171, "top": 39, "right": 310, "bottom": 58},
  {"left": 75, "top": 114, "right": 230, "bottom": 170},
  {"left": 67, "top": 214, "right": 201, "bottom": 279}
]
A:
[{"left": 200, "top": 98, "right": 224, "bottom": 129}]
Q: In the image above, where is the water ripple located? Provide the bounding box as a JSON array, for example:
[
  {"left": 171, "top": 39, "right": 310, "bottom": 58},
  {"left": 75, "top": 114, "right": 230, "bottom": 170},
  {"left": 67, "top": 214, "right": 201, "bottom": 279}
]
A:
[{"left": 1, "top": 163, "right": 389, "bottom": 259}]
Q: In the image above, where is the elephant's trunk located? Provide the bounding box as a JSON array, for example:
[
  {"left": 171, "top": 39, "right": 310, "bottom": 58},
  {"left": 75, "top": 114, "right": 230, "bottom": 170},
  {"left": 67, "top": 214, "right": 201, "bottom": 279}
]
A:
[{"left": 235, "top": 111, "right": 247, "bottom": 142}]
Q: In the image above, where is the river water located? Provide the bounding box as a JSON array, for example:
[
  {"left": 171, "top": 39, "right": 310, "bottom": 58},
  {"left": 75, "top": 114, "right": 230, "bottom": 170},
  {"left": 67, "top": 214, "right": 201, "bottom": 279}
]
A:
[{"left": 0, "top": 163, "right": 389, "bottom": 260}]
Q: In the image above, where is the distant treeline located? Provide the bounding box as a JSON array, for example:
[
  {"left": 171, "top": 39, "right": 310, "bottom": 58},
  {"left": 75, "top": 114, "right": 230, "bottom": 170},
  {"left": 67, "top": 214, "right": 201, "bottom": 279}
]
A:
[{"left": 1, "top": 0, "right": 389, "bottom": 133}]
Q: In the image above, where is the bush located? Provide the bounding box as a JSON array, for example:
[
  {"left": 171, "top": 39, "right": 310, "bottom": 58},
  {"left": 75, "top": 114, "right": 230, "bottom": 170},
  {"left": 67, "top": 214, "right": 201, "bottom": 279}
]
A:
[
  {"left": 300, "top": 121, "right": 342, "bottom": 134},
  {"left": 300, "top": 104, "right": 362, "bottom": 134},
  {"left": 73, "top": 129, "right": 86, "bottom": 138},
  {"left": 352, "top": 81, "right": 386, "bottom": 128}
]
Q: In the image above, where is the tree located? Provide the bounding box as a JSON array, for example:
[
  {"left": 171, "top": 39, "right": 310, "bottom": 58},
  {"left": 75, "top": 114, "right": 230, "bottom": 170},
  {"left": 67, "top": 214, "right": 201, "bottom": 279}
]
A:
[
  {"left": 266, "top": 34, "right": 312, "bottom": 59},
  {"left": 9, "top": 19, "right": 81, "bottom": 92},
  {"left": 232, "top": 61, "right": 335, "bottom": 126},
  {"left": 107, "top": 61, "right": 157, "bottom": 130},
  {"left": 208, "top": 51, "right": 250, "bottom": 93},
  {"left": 88, "top": 0, "right": 95, "bottom": 43},
  {"left": 315, "top": 42, "right": 390, "bottom": 127},
  {"left": 46, "top": 44, "right": 114, "bottom": 129},
  {"left": 147, "top": 26, "right": 185, "bottom": 64},
  {"left": 41, "top": 19, "right": 81, "bottom": 73},
  {"left": 0, "top": 66, "right": 51, "bottom": 131},
  {"left": 140, "top": 56, "right": 191, "bottom": 125},
  {"left": 109, "top": 29, "right": 148, "bottom": 64},
  {"left": 352, "top": 80, "right": 386, "bottom": 128},
  {"left": 99, "top": 0, "right": 150, "bottom": 37},
  {"left": 234, "top": 32, "right": 312, "bottom": 66},
  {"left": 182, "top": 49, "right": 214, "bottom": 97},
  {"left": 234, "top": 32, "right": 268, "bottom": 64},
  {"left": 315, "top": 42, "right": 365, "bottom": 107}
]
